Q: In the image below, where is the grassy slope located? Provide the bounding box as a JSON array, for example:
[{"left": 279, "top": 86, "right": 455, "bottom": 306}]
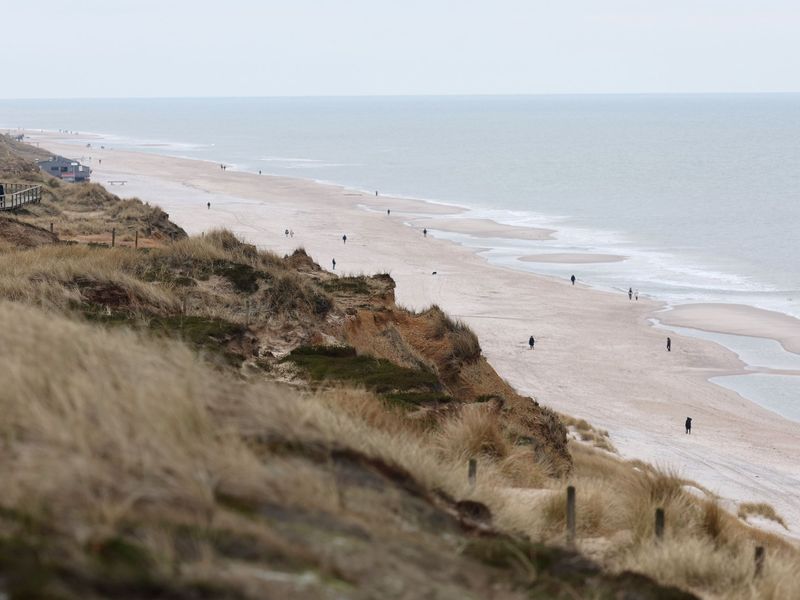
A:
[{"left": 0, "top": 137, "right": 797, "bottom": 599}]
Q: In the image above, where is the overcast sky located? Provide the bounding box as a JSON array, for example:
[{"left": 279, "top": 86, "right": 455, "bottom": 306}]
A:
[{"left": 1, "top": 0, "right": 799, "bottom": 99}]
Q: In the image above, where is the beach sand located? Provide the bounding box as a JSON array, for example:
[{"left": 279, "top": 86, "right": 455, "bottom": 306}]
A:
[
  {"left": 661, "top": 303, "right": 800, "bottom": 356},
  {"left": 518, "top": 253, "right": 627, "bottom": 264},
  {"left": 30, "top": 131, "right": 800, "bottom": 537},
  {"left": 413, "top": 217, "right": 555, "bottom": 240}
]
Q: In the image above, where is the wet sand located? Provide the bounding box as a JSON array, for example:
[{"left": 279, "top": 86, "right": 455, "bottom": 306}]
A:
[{"left": 518, "top": 253, "right": 627, "bottom": 264}]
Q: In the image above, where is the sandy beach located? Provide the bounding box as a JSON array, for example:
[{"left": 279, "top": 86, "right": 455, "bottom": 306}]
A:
[
  {"left": 518, "top": 253, "right": 627, "bottom": 264},
  {"left": 29, "top": 131, "right": 800, "bottom": 537}
]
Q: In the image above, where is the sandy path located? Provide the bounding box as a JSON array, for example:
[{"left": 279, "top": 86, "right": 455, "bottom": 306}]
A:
[{"left": 30, "top": 131, "right": 800, "bottom": 537}]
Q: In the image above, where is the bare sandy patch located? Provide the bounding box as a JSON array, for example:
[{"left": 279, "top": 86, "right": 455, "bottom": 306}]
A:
[
  {"left": 660, "top": 303, "right": 800, "bottom": 355},
  {"left": 413, "top": 217, "right": 554, "bottom": 240},
  {"left": 518, "top": 253, "right": 626, "bottom": 264}
]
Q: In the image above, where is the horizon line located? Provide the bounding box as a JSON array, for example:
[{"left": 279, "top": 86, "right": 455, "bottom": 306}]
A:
[{"left": 2, "top": 91, "right": 800, "bottom": 102}]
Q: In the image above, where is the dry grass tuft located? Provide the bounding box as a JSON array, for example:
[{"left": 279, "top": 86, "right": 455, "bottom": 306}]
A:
[
  {"left": 738, "top": 502, "right": 788, "bottom": 530},
  {"left": 436, "top": 404, "right": 511, "bottom": 461}
]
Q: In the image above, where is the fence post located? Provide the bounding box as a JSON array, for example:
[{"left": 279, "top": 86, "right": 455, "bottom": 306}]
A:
[
  {"left": 468, "top": 458, "right": 477, "bottom": 488},
  {"left": 111, "top": 228, "right": 116, "bottom": 248},
  {"left": 754, "top": 546, "right": 765, "bottom": 577},
  {"left": 566, "top": 485, "right": 576, "bottom": 546},
  {"left": 655, "top": 508, "right": 665, "bottom": 540},
  {"left": 134, "top": 230, "right": 139, "bottom": 249}
]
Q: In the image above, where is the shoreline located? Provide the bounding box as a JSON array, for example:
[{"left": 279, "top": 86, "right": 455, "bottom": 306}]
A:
[{"left": 22, "top": 129, "right": 800, "bottom": 536}]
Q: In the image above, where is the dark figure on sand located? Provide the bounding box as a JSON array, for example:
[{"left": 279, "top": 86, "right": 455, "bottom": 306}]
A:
[
  {"left": 667, "top": 337, "right": 672, "bottom": 352},
  {"left": 628, "top": 287, "right": 633, "bottom": 301},
  {"left": 387, "top": 209, "right": 391, "bottom": 215},
  {"left": 207, "top": 202, "right": 210, "bottom": 210},
  {"left": 571, "top": 274, "right": 576, "bottom": 285},
  {"left": 423, "top": 228, "right": 428, "bottom": 237},
  {"left": 342, "top": 234, "right": 347, "bottom": 244},
  {"left": 685, "top": 417, "right": 692, "bottom": 434},
  {"left": 332, "top": 258, "right": 336, "bottom": 270},
  {"left": 528, "top": 336, "right": 535, "bottom": 350}
]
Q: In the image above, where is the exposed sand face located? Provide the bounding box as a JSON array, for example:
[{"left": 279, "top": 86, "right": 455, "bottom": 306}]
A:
[
  {"left": 661, "top": 303, "right": 800, "bottom": 356},
  {"left": 30, "top": 131, "right": 800, "bottom": 536},
  {"left": 518, "top": 253, "right": 627, "bottom": 264}
]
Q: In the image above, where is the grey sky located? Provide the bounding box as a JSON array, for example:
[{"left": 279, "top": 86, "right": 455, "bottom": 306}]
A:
[{"left": 1, "top": 0, "right": 799, "bottom": 98}]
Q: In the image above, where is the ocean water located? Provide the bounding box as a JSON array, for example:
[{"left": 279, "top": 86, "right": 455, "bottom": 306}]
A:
[{"left": 2, "top": 95, "right": 799, "bottom": 319}]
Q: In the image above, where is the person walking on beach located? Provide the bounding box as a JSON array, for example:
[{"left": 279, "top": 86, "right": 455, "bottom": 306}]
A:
[
  {"left": 685, "top": 417, "right": 692, "bottom": 434},
  {"left": 290, "top": 229, "right": 294, "bottom": 238},
  {"left": 528, "top": 335, "right": 535, "bottom": 350},
  {"left": 375, "top": 190, "right": 379, "bottom": 196},
  {"left": 207, "top": 201, "right": 210, "bottom": 210},
  {"left": 667, "top": 337, "right": 672, "bottom": 352},
  {"left": 387, "top": 209, "right": 391, "bottom": 215},
  {"left": 635, "top": 289, "right": 639, "bottom": 301},
  {"left": 571, "top": 274, "right": 576, "bottom": 285},
  {"left": 628, "top": 287, "right": 633, "bottom": 301},
  {"left": 342, "top": 234, "right": 347, "bottom": 244},
  {"left": 332, "top": 258, "right": 336, "bottom": 270},
  {"left": 285, "top": 229, "right": 289, "bottom": 238},
  {"left": 423, "top": 228, "right": 428, "bottom": 238}
]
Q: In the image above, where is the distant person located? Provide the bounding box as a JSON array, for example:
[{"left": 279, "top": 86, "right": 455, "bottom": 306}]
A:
[
  {"left": 258, "top": 169, "right": 262, "bottom": 175},
  {"left": 332, "top": 258, "right": 336, "bottom": 270},
  {"left": 423, "top": 228, "right": 428, "bottom": 237},
  {"left": 570, "top": 274, "right": 576, "bottom": 285},
  {"left": 634, "top": 289, "right": 639, "bottom": 301},
  {"left": 387, "top": 209, "right": 391, "bottom": 215},
  {"left": 528, "top": 335, "right": 535, "bottom": 350},
  {"left": 666, "top": 337, "right": 672, "bottom": 352},
  {"left": 98, "top": 159, "right": 102, "bottom": 165},
  {"left": 685, "top": 417, "right": 692, "bottom": 434},
  {"left": 207, "top": 202, "right": 210, "bottom": 210},
  {"left": 285, "top": 229, "right": 289, "bottom": 237},
  {"left": 342, "top": 234, "right": 347, "bottom": 244},
  {"left": 375, "top": 190, "right": 379, "bottom": 196},
  {"left": 290, "top": 229, "right": 294, "bottom": 238},
  {"left": 628, "top": 287, "right": 633, "bottom": 301}
]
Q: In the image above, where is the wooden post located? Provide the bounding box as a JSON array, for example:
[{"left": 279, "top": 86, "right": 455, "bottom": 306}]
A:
[
  {"left": 111, "top": 228, "right": 116, "bottom": 247},
  {"left": 50, "top": 222, "right": 53, "bottom": 233},
  {"left": 655, "top": 508, "right": 665, "bottom": 540},
  {"left": 754, "top": 546, "right": 765, "bottom": 577},
  {"left": 566, "top": 485, "right": 576, "bottom": 546},
  {"left": 468, "top": 458, "right": 477, "bottom": 488},
  {"left": 134, "top": 230, "right": 139, "bottom": 249}
]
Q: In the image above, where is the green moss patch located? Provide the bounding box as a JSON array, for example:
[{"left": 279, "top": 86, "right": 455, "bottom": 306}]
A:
[
  {"left": 284, "top": 346, "right": 441, "bottom": 395},
  {"left": 321, "top": 276, "right": 371, "bottom": 296}
]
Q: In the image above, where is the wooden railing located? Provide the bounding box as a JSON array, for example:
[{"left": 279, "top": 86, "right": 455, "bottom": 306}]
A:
[{"left": 0, "top": 183, "right": 42, "bottom": 211}]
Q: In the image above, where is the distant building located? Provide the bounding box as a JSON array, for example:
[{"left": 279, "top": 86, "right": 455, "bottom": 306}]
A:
[{"left": 37, "top": 156, "right": 92, "bottom": 183}]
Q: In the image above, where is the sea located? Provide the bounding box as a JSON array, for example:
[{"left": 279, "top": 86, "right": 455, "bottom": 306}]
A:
[{"left": 2, "top": 95, "right": 799, "bottom": 417}]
